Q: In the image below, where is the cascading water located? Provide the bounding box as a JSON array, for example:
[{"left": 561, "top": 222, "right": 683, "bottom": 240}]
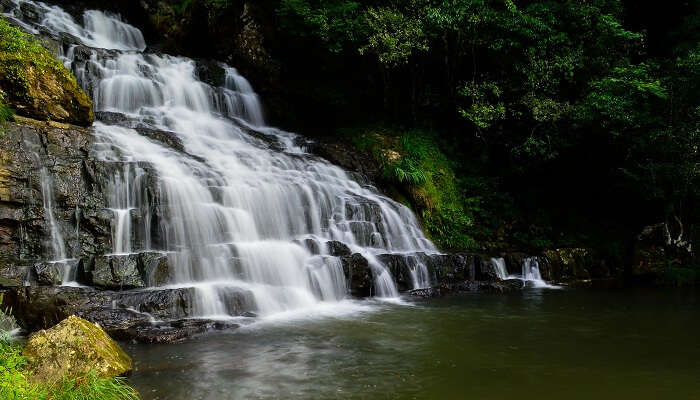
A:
[
  {"left": 521, "top": 257, "right": 559, "bottom": 288},
  {"left": 491, "top": 257, "right": 508, "bottom": 280},
  {"left": 5, "top": 0, "right": 439, "bottom": 317}
]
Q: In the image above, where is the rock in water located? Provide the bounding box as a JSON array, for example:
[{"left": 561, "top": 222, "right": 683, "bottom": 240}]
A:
[{"left": 22, "top": 315, "right": 132, "bottom": 383}]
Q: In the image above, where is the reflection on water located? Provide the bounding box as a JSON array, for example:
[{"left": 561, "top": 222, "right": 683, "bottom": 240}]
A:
[{"left": 126, "top": 288, "right": 700, "bottom": 400}]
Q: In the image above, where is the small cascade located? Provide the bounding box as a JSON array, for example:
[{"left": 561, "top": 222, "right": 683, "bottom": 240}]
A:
[
  {"left": 521, "top": 257, "right": 558, "bottom": 288},
  {"left": 38, "top": 167, "right": 67, "bottom": 262},
  {"left": 221, "top": 67, "right": 264, "bottom": 125},
  {"left": 491, "top": 257, "right": 509, "bottom": 280},
  {"left": 6, "top": 0, "right": 441, "bottom": 317},
  {"left": 37, "top": 166, "right": 77, "bottom": 284}
]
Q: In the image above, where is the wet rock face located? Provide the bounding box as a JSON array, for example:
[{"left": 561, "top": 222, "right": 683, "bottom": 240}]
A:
[
  {"left": 538, "top": 248, "right": 600, "bottom": 282},
  {"left": 0, "top": 119, "right": 112, "bottom": 269},
  {"left": 340, "top": 253, "right": 374, "bottom": 297},
  {"left": 22, "top": 315, "right": 132, "bottom": 383},
  {"left": 88, "top": 254, "right": 146, "bottom": 289},
  {"left": 2, "top": 285, "right": 256, "bottom": 342}
]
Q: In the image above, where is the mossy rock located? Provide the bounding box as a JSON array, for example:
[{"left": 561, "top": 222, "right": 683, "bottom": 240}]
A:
[
  {"left": 22, "top": 315, "right": 132, "bottom": 384},
  {"left": 0, "top": 18, "right": 93, "bottom": 126}
]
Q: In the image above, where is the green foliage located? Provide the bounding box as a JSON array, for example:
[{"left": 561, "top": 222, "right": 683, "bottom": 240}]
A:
[
  {"left": 278, "top": 0, "right": 364, "bottom": 53},
  {"left": 458, "top": 81, "right": 505, "bottom": 130},
  {"left": 0, "top": 90, "right": 13, "bottom": 123},
  {"left": 48, "top": 371, "right": 139, "bottom": 400},
  {"left": 659, "top": 267, "right": 700, "bottom": 287},
  {"left": 172, "top": 0, "right": 228, "bottom": 14},
  {"left": 351, "top": 128, "right": 477, "bottom": 249},
  {"left": 359, "top": 6, "right": 428, "bottom": 67},
  {"left": 0, "top": 339, "right": 42, "bottom": 400},
  {"left": 0, "top": 101, "right": 12, "bottom": 122}
]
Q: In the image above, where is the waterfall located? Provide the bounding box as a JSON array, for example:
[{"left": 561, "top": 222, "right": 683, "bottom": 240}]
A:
[
  {"left": 38, "top": 167, "right": 67, "bottom": 262},
  {"left": 491, "top": 257, "right": 508, "bottom": 280},
  {"left": 521, "top": 257, "right": 559, "bottom": 288},
  {"left": 5, "top": 0, "right": 439, "bottom": 317}
]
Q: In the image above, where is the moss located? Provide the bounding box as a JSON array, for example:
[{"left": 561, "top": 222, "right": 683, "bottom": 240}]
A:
[
  {"left": 23, "top": 316, "right": 132, "bottom": 384},
  {"left": 0, "top": 339, "right": 139, "bottom": 400},
  {"left": 0, "top": 18, "right": 93, "bottom": 125},
  {"left": 350, "top": 127, "right": 477, "bottom": 250},
  {"left": 0, "top": 313, "right": 138, "bottom": 399}
]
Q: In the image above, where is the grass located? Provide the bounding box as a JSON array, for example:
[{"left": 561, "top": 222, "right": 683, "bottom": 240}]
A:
[
  {"left": 0, "top": 336, "right": 140, "bottom": 400},
  {"left": 0, "top": 101, "right": 13, "bottom": 122},
  {"left": 0, "top": 297, "right": 139, "bottom": 400}
]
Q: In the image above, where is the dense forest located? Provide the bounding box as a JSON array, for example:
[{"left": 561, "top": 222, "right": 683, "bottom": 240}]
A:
[{"left": 114, "top": 0, "right": 700, "bottom": 282}]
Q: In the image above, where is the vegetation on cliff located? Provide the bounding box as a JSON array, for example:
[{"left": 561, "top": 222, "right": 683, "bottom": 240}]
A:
[{"left": 0, "top": 18, "right": 93, "bottom": 126}]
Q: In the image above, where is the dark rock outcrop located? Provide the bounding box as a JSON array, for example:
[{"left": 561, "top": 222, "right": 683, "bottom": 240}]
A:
[
  {"left": 0, "top": 118, "right": 112, "bottom": 271},
  {"left": 326, "top": 240, "right": 351, "bottom": 257},
  {"left": 87, "top": 254, "right": 146, "bottom": 289},
  {"left": 2, "top": 285, "right": 255, "bottom": 342},
  {"left": 340, "top": 253, "right": 374, "bottom": 297}
]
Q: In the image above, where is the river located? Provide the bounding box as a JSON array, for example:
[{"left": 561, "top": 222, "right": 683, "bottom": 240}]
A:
[{"left": 125, "top": 287, "right": 700, "bottom": 399}]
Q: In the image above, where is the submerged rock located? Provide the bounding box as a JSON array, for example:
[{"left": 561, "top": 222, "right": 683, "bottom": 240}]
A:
[
  {"left": 111, "top": 318, "right": 240, "bottom": 344},
  {"left": 22, "top": 315, "right": 132, "bottom": 383}
]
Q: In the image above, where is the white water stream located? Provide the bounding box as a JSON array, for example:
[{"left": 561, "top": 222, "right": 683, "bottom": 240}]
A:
[{"left": 5, "top": 0, "right": 438, "bottom": 317}]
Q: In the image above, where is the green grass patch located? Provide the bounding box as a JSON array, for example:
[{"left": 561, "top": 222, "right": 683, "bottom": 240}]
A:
[
  {"left": 0, "top": 297, "right": 139, "bottom": 400},
  {"left": 0, "top": 337, "right": 140, "bottom": 400}
]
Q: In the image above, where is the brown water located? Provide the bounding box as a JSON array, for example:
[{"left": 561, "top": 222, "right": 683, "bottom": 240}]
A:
[{"left": 125, "top": 288, "right": 700, "bottom": 399}]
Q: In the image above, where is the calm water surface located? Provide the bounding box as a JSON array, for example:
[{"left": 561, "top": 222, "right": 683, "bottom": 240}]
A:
[{"left": 125, "top": 288, "right": 700, "bottom": 399}]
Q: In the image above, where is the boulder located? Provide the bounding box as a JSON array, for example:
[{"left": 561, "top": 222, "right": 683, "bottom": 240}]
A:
[
  {"left": 376, "top": 253, "right": 423, "bottom": 292},
  {"left": 540, "top": 248, "right": 596, "bottom": 282},
  {"left": 141, "top": 252, "right": 172, "bottom": 286},
  {"left": 478, "top": 279, "right": 525, "bottom": 293},
  {"left": 326, "top": 240, "right": 351, "bottom": 257},
  {"left": 87, "top": 254, "right": 145, "bottom": 289},
  {"left": 33, "top": 261, "right": 63, "bottom": 285},
  {"left": 22, "top": 315, "right": 132, "bottom": 383},
  {"left": 340, "top": 253, "right": 373, "bottom": 297},
  {"left": 111, "top": 318, "right": 239, "bottom": 344}
]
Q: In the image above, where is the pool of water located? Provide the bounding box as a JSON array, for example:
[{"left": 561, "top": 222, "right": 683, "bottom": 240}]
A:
[{"left": 125, "top": 288, "right": 700, "bottom": 399}]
